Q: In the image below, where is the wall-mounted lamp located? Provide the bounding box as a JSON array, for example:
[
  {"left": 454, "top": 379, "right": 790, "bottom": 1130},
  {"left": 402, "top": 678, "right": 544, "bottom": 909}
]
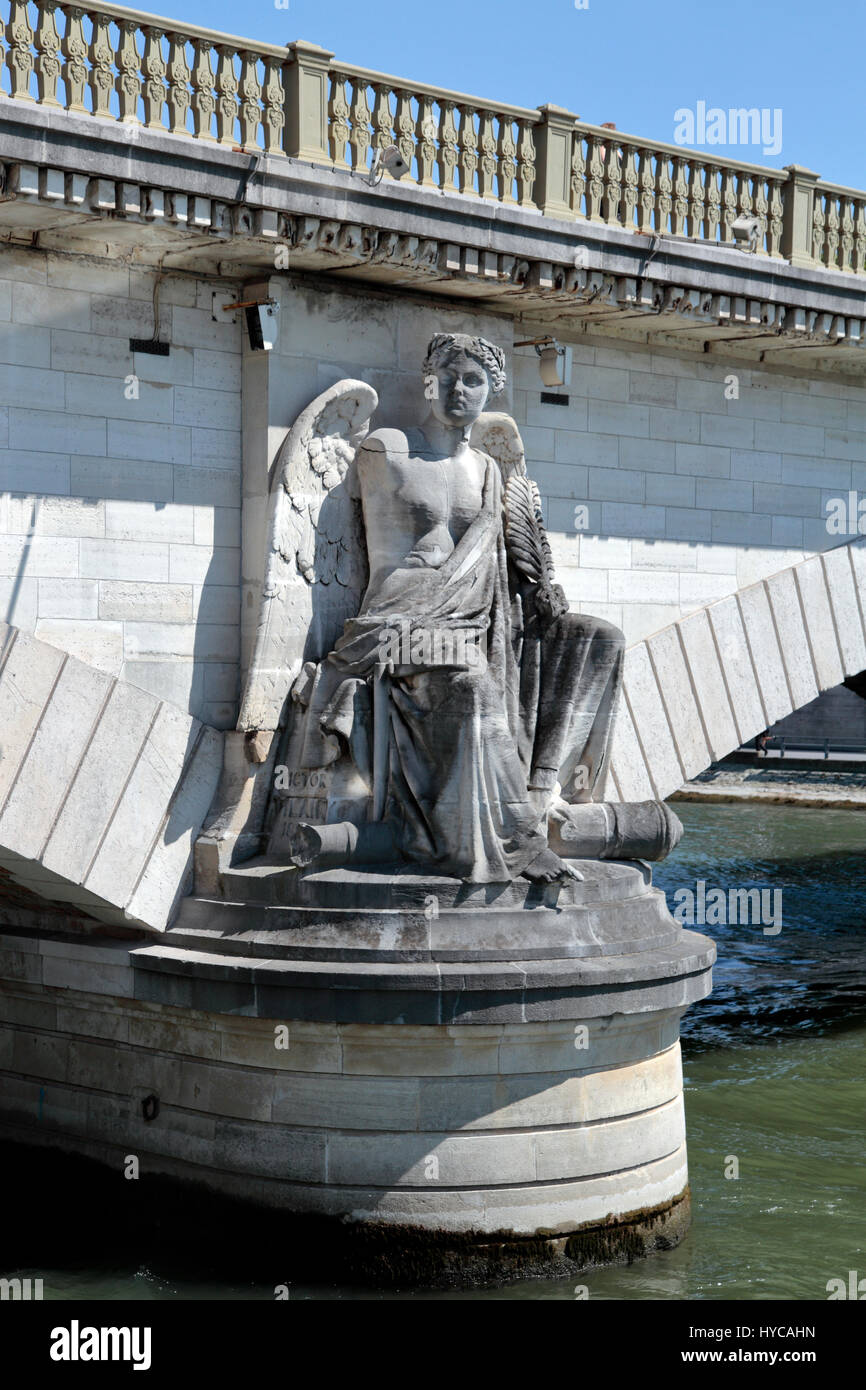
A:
[
  {"left": 223, "top": 296, "right": 280, "bottom": 351},
  {"left": 515, "top": 336, "right": 573, "bottom": 389},
  {"left": 368, "top": 144, "right": 411, "bottom": 186},
  {"left": 731, "top": 215, "right": 761, "bottom": 253}
]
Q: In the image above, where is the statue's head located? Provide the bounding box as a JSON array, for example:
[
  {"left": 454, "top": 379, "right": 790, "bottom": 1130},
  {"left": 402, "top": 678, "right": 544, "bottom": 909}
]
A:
[{"left": 422, "top": 333, "right": 506, "bottom": 428}]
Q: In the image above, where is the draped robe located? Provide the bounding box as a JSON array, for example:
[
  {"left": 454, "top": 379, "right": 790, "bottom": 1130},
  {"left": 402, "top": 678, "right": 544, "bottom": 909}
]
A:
[{"left": 292, "top": 452, "right": 624, "bottom": 882}]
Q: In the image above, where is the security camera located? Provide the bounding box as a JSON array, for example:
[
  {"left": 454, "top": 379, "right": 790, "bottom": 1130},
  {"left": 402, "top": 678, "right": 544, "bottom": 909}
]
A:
[
  {"left": 245, "top": 299, "right": 280, "bottom": 351},
  {"left": 538, "top": 341, "right": 573, "bottom": 388},
  {"left": 731, "top": 215, "right": 761, "bottom": 253},
  {"left": 368, "top": 144, "right": 411, "bottom": 187}
]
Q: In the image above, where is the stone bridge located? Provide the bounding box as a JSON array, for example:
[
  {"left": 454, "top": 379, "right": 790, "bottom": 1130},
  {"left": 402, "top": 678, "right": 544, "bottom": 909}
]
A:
[
  {"left": 3, "top": 3, "right": 866, "bottom": 1280},
  {"left": 1, "top": 3, "right": 866, "bottom": 929}
]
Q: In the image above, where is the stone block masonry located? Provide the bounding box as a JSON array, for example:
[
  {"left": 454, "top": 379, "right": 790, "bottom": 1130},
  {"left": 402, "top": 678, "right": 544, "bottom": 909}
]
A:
[
  {"left": 0, "top": 248, "right": 242, "bottom": 731},
  {"left": 3, "top": 250, "right": 865, "bottom": 755},
  {"left": 514, "top": 334, "right": 866, "bottom": 646}
]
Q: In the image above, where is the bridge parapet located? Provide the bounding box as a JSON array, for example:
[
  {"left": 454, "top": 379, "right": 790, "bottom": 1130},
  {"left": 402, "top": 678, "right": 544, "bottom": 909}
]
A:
[{"left": 0, "top": 1, "right": 864, "bottom": 276}]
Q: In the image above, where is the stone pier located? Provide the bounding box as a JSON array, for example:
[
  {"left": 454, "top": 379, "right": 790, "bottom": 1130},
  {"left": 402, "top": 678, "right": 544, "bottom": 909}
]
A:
[{"left": 0, "top": 859, "right": 713, "bottom": 1286}]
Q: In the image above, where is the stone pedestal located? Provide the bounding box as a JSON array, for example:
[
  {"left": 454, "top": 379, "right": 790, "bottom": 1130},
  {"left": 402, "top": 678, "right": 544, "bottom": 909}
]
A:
[
  {"left": 142, "top": 856, "right": 714, "bottom": 1284},
  {"left": 0, "top": 857, "right": 713, "bottom": 1287}
]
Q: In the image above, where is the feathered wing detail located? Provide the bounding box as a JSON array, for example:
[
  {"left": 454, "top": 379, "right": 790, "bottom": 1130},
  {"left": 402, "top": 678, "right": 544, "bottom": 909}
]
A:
[
  {"left": 472, "top": 410, "right": 569, "bottom": 624},
  {"left": 237, "top": 379, "right": 378, "bottom": 733},
  {"left": 504, "top": 474, "right": 569, "bottom": 622}
]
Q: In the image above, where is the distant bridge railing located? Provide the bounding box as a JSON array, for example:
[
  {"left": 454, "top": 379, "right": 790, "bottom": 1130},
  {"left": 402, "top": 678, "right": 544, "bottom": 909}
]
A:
[
  {"left": 751, "top": 736, "right": 866, "bottom": 760},
  {"left": 1, "top": 0, "right": 865, "bottom": 275}
]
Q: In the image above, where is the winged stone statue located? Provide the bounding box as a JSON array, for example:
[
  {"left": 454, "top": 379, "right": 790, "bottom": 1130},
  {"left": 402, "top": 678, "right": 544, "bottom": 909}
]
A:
[{"left": 230, "top": 332, "right": 681, "bottom": 884}]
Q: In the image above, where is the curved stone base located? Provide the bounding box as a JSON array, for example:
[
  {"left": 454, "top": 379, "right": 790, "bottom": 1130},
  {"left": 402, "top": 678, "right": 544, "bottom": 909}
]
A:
[
  {"left": 0, "top": 857, "right": 714, "bottom": 1287},
  {"left": 0, "top": 1131, "right": 691, "bottom": 1290},
  {"left": 311, "top": 1183, "right": 693, "bottom": 1289}
]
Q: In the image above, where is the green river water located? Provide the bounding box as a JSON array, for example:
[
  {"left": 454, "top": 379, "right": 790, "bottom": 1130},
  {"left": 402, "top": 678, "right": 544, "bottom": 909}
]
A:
[{"left": 12, "top": 802, "right": 866, "bottom": 1301}]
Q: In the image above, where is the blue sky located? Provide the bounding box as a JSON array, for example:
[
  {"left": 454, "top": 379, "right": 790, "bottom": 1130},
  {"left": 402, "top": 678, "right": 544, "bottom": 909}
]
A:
[{"left": 171, "top": 0, "right": 864, "bottom": 188}]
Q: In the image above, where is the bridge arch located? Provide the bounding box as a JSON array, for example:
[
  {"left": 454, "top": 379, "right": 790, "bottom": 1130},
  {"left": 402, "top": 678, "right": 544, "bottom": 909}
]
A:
[{"left": 604, "top": 538, "right": 866, "bottom": 802}]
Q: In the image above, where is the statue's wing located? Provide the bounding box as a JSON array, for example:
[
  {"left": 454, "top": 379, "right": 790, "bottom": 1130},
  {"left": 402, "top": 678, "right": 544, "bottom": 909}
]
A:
[
  {"left": 237, "top": 379, "right": 378, "bottom": 733},
  {"left": 504, "top": 474, "right": 569, "bottom": 621},
  {"left": 470, "top": 411, "right": 527, "bottom": 483}
]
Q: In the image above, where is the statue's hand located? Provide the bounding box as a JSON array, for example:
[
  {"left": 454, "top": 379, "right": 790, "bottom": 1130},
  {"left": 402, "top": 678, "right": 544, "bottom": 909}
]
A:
[{"left": 534, "top": 582, "right": 569, "bottom": 623}]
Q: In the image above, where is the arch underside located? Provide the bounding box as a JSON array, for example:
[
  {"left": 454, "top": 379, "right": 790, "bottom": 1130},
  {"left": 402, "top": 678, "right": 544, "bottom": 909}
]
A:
[{"left": 603, "top": 537, "right": 866, "bottom": 803}]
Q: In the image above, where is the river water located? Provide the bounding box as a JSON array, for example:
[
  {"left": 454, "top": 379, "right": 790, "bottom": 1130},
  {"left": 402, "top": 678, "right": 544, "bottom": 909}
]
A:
[{"left": 18, "top": 803, "right": 866, "bottom": 1301}]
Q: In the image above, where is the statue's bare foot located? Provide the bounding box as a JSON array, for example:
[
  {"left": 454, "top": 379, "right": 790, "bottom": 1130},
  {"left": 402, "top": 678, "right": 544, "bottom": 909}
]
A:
[{"left": 522, "top": 848, "right": 584, "bottom": 883}]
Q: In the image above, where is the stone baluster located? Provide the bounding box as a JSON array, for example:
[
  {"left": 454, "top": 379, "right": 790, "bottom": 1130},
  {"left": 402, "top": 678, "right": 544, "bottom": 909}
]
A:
[
  {"left": 438, "top": 101, "right": 459, "bottom": 192},
  {"left": 142, "top": 27, "right": 167, "bottom": 131},
  {"left": 61, "top": 6, "right": 88, "bottom": 115},
  {"left": 853, "top": 199, "right": 866, "bottom": 275},
  {"left": 811, "top": 189, "right": 826, "bottom": 265},
  {"left": 654, "top": 150, "right": 671, "bottom": 233},
  {"left": 34, "top": 1, "right": 62, "bottom": 108},
  {"left": 585, "top": 133, "right": 604, "bottom": 221},
  {"left": 635, "top": 147, "right": 654, "bottom": 234},
  {"left": 753, "top": 176, "right": 768, "bottom": 255},
  {"left": 370, "top": 83, "right": 394, "bottom": 156},
  {"left": 735, "top": 171, "right": 753, "bottom": 242},
  {"left": 262, "top": 56, "right": 285, "bottom": 155},
  {"left": 822, "top": 192, "right": 840, "bottom": 269},
  {"left": 328, "top": 75, "right": 350, "bottom": 168},
  {"left": 719, "top": 167, "right": 737, "bottom": 244},
  {"left": 476, "top": 108, "right": 497, "bottom": 199},
  {"left": 7, "top": 0, "right": 35, "bottom": 101},
  {"left": 601, "top": 137, "right": 622, "bottom": 226},
  {"left": 190, "top": 39, "right": 216, "bottom": 141},
  {"left": 515, "top": 118, "right": 535, "bottom": 208},
  {"left": 394, "top": 89, "right": 415, "bottom": 179},
  {"left": 457, "top": 106, "right": 477, "bottom": 194},
  {"left": 838, "top": 197, "right": 854, "bottom": 273},
  {"left": 166, "top": 34, "right": 192, "bottom": 138},
  {"left": 214, "top": 46, "right": 238, "bottom": 145},
  {"left": 238, "top": 51, "right": 262, "bottom": 150},
  {"left": 496, "top": 116, "right": 517, "bottom": 204},
  {"left": 766, "top": 176, "right": 784, "bottom": 258},
  {"left": 686, "top": 161, "right": 704, "bottom": 239},
  {"left": 89, "top": 12, "right": 114, "bottom": 120},
  {"left": 570, "top": 131, "right": 586, "bottom": 218},
  {"left": 348, "top": 80, "right": 372, "bottom": 172},
  {"left": 620, "top": 144, "right": 638, "bottom": 228},
  {"left": 704, "top": 165, "right": 721, "bottom": 243},
  {"left": 415, "top": 95, "right": 438, "bottom": 188},
  {"left": 115, "top": 20, "right": 142, "bottom": 124},
  {"left": 670, "top": 156, "right": 688, "bottom": 237}
]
